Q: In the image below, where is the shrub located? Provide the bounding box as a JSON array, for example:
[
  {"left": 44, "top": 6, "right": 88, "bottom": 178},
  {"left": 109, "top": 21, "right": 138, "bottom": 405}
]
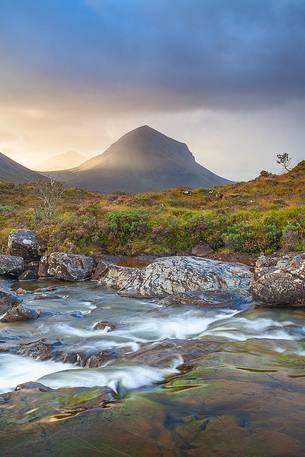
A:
[{"left": 106, "top": 210, "right": 150, "bottom": 244}]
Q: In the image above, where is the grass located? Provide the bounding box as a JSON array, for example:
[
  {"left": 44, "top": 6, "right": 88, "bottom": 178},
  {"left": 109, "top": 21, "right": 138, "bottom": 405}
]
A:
[{"left": 0, "top": 161, "right": 304, "bottom": 256}]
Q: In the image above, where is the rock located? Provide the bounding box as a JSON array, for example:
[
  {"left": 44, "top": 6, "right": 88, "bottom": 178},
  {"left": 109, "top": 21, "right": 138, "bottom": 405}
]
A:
[
  {"left": 15, "top": 382, "right": 53, "bottom": 392},
  {"left": 96, "top": 256, "right": 252, "bottom": 298},
  {"left": 8, "top": 229, "right": 45, "bottom": 262},
  {"left": 17, "top": 338, "right": 122, "bottom": 367},
  {"left": 0, "top": 255, "right": 24, "bottom": 277},
  {"left": 92, "top": 259, "right": 109, "bottom": 280},
  {"left": 0, "top": 290, "right": 21, "bottom": 311},
  {"left": 191, "top": 243, "right": 213, "bottom": 257},
  {"left": 41, "top": 252, "right": 94, "bottom": 281},
  {"left": 93, "top": 321, "right": 116, "bottom": 331},
  {"left": 18, "top": 269, "right": 38, "bottom": 280},
  {"left": 2, "top": 385, "right": 115, "bottom": 425},
  {"left": 18, "top": 261, "right": 39, "bottom": 280},
  {"left": 123, "top": 339, "right": 222, "bottom": 368},
  {"left": 16, "top": 288, "right": 26, "bottom": 295},
  {"left": 0, "top": 304, "right": 39, "bottom": 322},
  {"left": 251, "top": 254, "right": 305, "bottom": 307},
  {"left": 160, "top": 289, "right": 253, "bottom": 309},
  {"left": 33, "top": 293, "right": 62, "bottom": 300},
  {"left": 38, "top": 255, "right": 50, "bottom": 278}
]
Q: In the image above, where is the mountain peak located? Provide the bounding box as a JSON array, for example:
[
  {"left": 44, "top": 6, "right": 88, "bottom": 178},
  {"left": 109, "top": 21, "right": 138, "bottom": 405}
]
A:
[{"left": 46, "top": 125, "right": 231, "bottom": 193}]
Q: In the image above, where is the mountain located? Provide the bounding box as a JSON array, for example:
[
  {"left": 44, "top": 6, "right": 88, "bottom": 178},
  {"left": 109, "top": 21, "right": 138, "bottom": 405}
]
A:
[
  {"left": 45, "top": 126, "right": 231, "bottom": 193},
  {"left": 0, "top": 152, "right": 48, "bottom": 183},
  {"left": 37, "top": 151, "right": 86, "bottom": 171}
]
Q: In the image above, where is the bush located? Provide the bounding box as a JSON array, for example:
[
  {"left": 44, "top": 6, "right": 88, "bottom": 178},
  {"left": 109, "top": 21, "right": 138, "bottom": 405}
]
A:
[
  {"left": 106, "top": 210, "right": 150, "bottom": 244},
  {"left": 224, "top": 219, "right": 282, "bottom": 254}
]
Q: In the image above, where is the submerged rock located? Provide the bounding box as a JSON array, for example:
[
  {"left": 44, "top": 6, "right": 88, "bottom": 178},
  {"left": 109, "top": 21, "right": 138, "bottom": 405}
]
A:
[
  {"left": 8, "top": 230, "right": 45, "bottom": 262},
  {"left": 123, "top": 339, "right": 222, "bottom": 368},
  {"left": 96, "top": 256, "right": 252, "bottom": 298},
  {"left": 1, "top": 385, "right": 115, "bottom": 425},
  {"left": 0, "top": 304, "right": 39, "bottom": 323},
  {"left": 252, "top": 253, "right": 305, "bottom": 307},
  {"left": 93, "top": 320, "right": 116, "bottom": 331},
  {"left": 16, "top": 338, "right": 122, "bottom": 367},
  {"left": 0, "top": 255, "right": 24, "bottom": 278},
  {"left": 40, "top": 252, "right": 94, "bottom": 281}
]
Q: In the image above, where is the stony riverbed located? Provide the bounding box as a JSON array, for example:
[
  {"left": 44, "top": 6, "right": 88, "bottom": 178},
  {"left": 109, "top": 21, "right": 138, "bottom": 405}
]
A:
[{"left": 1, "top": 278, "right": 305, "bottom": 457}]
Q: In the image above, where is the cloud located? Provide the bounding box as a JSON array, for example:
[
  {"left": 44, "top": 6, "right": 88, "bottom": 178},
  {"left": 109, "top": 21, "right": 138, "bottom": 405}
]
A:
[
  {"left": 0, "top": 0, "right": 304, "bottom": 178},
  {"left": 1, "top": 0, "right": 305, "bottom": 115}
]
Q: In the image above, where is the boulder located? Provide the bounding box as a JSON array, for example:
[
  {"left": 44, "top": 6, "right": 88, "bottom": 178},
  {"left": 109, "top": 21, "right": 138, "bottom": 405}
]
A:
[
  {"left": 0, "top": 304, "right": 39, "bottom": 322},
  {"left": 92, "top": 259, "right": 109, "bottom": 280},
  {"left": 40, "top": 252, "right": 94, "bottom": 281},
  {"left": 191, "top": 243, "right": 213, "bottom": 257},
  {"left": 0, "top": 255, "right": 24, "bottom": 277},
  {"left": 8, "top": 230, "right": 45, "bottom": 262},
  {"left": 38, "top": 255, "right": 50, "bottom": 278},
  {"left": 96, "top": 256, "right": 252, "bottom": 298},
  {"left": 0, "top": 289, "right": 21, "bottom": 311},
  {"left": 251, "top": 254, "right": 305, "bottom": 306},
  {"left": 18, "top": 261, "right": 39, "bottom": 281}
]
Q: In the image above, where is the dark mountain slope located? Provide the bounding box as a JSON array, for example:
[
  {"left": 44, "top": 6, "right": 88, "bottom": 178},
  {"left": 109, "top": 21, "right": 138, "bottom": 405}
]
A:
[
  {"left": 46, "top": 126, "right": 231, "bottom": 193},
  {"left": 0, "top": 152, "right": 48, "bottom": 183}
]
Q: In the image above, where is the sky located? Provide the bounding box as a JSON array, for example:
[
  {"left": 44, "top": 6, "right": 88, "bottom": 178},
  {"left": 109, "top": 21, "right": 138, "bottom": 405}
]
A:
[{"left": 0, "top": 0, "right": 305, "bottom": 180}]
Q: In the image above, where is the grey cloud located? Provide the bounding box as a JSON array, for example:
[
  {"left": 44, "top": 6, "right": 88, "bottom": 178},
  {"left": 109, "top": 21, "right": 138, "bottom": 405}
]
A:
[{"left": 0, "top": 0, "right": 305, "bottom": 115}]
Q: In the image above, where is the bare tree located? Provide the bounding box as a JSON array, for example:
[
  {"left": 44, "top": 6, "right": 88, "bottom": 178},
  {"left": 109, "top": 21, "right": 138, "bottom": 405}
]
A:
[
  {"left": 276, "top": 153, "right": 292, "bottom": 172},
  {"left": 36, "top": 179, "right": 65, "bottom": 221}
]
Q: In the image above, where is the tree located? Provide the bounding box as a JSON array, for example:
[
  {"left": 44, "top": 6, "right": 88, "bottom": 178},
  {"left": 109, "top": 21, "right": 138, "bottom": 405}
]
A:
[
  {"left": 276, "top": 153, "right": 292, "bottom": 172},
  {"left": 36, "top": 179, "right": 65, "bottom": 221}
]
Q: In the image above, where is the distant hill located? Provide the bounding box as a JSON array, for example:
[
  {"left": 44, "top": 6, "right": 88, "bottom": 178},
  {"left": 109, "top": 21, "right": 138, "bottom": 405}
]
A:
[
  {"left": 0, "top": 152, "right": 48, "bottom": 183},
  {"left": 46, "top": 126, "right": 231, "bottom": 193},
  {"left": 37, "top": 151, "right": 86, "bottom": 171}
]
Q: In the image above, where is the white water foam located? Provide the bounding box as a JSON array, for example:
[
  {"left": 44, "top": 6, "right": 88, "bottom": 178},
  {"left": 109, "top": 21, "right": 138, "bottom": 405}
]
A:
[
  {"left": 39, "top": 356, "right": 183, "bottom": 393},
  {"left": 0, "top": 353, "right": 76, "bottom": 394}
]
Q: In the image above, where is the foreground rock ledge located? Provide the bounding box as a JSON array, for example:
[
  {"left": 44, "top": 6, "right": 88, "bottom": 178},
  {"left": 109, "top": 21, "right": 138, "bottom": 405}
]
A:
[
  {"left": 96, "top": 256, "right": 252, "bottom": 298},
  {"left": 252, "top": 253, "right": 305, "bottom": 307}
]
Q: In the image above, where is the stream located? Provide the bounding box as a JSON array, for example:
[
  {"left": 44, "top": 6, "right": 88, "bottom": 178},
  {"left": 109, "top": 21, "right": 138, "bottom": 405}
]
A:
[{"left": 1, "top": 279, "right": 305, "bottom": 456}]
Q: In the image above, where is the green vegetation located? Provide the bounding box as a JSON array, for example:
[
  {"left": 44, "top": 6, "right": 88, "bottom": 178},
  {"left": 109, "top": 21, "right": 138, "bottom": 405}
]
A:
[{"left": 0, "top": 161, "right": 304, "bottom": 256}]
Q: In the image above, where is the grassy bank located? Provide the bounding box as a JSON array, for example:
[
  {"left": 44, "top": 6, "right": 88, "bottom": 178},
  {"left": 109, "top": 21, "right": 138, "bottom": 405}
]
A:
[{"left": 0, "top": 161, "right": 304, "bottom": 256}]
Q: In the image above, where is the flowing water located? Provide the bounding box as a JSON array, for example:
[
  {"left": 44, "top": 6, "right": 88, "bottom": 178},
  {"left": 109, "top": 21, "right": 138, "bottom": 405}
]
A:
[{"left": 1, "top": 279, "right": 305, "bottom": 456}]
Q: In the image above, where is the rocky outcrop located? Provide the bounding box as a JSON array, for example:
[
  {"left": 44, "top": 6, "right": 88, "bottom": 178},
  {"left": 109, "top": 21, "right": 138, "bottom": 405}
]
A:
[
  {"left": 0, "top": 304, "right": 39, "bottom": 322},
  {"left": 39, "top": 252, "right": 94, "bottom": 281},
  {"left": 96, "top": 256, "right": 252, "bottom": 298},
  {"left": 251, "top": 254, "right": 305, "bottom": 306},
  {"left": 0, "top": 255, "right": 24, "bottom": 278},
  {"left": 8, "top": 230, "right": 45, "bottom": 263}
]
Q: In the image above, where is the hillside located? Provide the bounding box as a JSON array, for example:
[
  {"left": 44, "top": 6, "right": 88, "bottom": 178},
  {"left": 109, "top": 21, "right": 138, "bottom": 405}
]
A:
[
  {"left": 46, "top": 126, "right": 231, "bottom": 192},
  {"left": 0, "top": 152, "right": 47, "bottom": 184},
  {"left": 37, "top": 151, "right": 86, "bottom": 171},
  {"left": 0, "top": 161, "right": 304, "bottom": 256}
]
